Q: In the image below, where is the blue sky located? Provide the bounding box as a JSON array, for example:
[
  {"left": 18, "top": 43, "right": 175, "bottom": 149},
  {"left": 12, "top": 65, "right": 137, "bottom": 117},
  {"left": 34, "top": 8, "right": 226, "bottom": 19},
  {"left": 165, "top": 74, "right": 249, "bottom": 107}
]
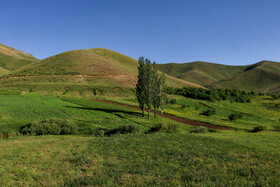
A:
[{"left": 1, "top": 0, "right": 280, "bottom": 65}]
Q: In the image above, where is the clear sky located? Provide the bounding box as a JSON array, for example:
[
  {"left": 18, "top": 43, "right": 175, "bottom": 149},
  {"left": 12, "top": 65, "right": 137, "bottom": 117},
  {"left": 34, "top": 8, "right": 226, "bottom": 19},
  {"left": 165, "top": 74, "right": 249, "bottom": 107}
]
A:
[{"left": 1, "top": 0, "right": 280, "bottom": 65}]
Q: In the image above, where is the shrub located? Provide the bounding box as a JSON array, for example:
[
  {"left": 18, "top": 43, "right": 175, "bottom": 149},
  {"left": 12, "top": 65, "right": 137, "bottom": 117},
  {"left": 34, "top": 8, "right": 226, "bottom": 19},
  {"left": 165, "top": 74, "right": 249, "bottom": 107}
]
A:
[
  {"left": 0, "top": 129, "right": 20, "bottom": 139},
  {"left": 20, "top": 118, "right": 78, "bottom": 135},
  {"left": 228, "top": 113, "right": 242, "bottom": 121},
  {"left": 105, "top": 125, "right": 141, "bottom": 136},
  {"left": 251, "top": 125, "right": 267, "bottom": 133},
  {"left": 273, "top": 125, "right": 280, "bottom": 131},
  {"left": 149, "top": 123, "right": 179, "bottom": 133},
  {"left": 200, "top": 109, "right": 216, "bottom": 116},
  {"left": 170, "top": 99, "right": 177, "bottom": 105},
  {"left": 190, "top": 126, "right": 208, "bottom": 133},
  {"left": 181, "top": 104, "right": 187, "bottom": 109}
]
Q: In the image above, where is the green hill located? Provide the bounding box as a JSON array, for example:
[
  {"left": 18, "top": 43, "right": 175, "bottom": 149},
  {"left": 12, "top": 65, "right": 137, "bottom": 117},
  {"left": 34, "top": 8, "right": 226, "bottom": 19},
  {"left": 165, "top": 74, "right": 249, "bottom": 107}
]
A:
[
  {"left": 157, "top": 61, "right": 247, "bottom": 86},
  {"left": 0, "top": 43, "right": 38, "bottom": 71},
  {"left": 211, "top": 61, "right": 280, "bottom": 93},
  {"left": 157, "top": 61, "right": 280, "bottom": 94},
  {"left": 0, "top": 48, "right": 203, "bottom": 92}
]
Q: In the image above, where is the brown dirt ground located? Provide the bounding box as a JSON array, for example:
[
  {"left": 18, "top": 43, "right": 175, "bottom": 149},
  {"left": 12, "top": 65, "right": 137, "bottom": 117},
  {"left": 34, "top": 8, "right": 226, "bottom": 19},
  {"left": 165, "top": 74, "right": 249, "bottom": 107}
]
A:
[{"left": 91, "top": 99, "right": 232, "bottom": 130}]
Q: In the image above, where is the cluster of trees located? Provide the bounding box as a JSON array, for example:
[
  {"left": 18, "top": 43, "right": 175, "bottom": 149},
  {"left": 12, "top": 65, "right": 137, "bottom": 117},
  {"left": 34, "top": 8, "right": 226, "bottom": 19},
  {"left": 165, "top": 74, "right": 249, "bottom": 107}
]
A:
[
  {"left": 136, "top": 57, "right": 167, "bottom": 119},
  {"left": 167, "top": 87, "right": 254, "bottom": 103}
]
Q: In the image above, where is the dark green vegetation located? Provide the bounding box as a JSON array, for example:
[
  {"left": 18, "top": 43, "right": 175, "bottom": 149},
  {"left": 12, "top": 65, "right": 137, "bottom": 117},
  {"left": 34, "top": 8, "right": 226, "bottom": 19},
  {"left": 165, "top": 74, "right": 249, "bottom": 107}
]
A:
[
  {"left": 167, "top": 86, "right": 254, "bottom": 103},
  {"left": 136, "top": 57, "right": 166, "bottom": 118},
  {"left": 157, "top": 60, "right": 280, "bottom": 94},
  {"left": 0, "top": 43, "right": 38, "bottom": 72}
]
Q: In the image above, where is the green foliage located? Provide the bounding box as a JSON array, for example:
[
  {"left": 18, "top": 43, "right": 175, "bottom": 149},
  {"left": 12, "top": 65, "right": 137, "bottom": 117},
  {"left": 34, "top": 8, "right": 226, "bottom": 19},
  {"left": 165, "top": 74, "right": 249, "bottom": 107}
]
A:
[
  {"left": 271, "top": 94, "right": 280, "bottom": 100},
  {"left": 136, "top": 57, "right": 146, "bottom": 115},
  {"left": 251, "top": 125, "right": 267, "bottom": 133},
  {"left": 20, "top": 118, "right": 78, "bottom": 135},
  {"left": 170, "top": 98, "right": 177, "bottom": 104},
  {"left": 228, "top": 113, "right": 243, "bottom": 121},
  {"left": 190, "top": 126, "right": 209, "bottom": 133},
  {"left": 181, "top": 104, "right": 187, "bottom": 109},
  {"left": 136, "top": 57, "right": 167, "bottom": 118},
  {"left": 149, "top": 123, "right": 179, "bottom": 133},
  {"left": 105, "top": 125, "right": 141, "bottom": 136},
  {"left": 167, "top": 87, "right": 253, "bottom": 103},
  {"left": 200, "top": 109, "right": 216, "bottom": 116}
]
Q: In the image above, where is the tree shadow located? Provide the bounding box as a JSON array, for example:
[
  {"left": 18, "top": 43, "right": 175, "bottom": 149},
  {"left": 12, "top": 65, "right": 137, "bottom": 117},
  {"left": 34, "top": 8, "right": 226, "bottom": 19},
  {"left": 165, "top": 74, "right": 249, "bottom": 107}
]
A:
[{"left": 64, "top": 106, "right": 142, "bottom": 117}]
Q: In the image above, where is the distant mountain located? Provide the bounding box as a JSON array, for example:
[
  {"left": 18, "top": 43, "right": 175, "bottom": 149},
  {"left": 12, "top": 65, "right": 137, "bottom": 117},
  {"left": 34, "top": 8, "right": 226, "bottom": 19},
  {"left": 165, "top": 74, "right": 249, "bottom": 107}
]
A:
[
  {"left": 0, "top": 43, "right": 38, "bottom": 72},
  {"left": 157, "top": 60, "right": 280, "bottom": 94},
  {"left": 0, "top": 48, "right": 203, "bottom": 91}
]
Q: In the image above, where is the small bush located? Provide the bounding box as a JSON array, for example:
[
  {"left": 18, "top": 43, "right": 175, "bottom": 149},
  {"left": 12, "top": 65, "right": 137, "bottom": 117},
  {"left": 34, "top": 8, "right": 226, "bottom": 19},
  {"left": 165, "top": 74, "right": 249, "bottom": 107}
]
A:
[
  {"left": 170, "top": 99, "right": 177, "bottom": 105},
  {"left": 149, "top": 123, "right": 179, "bottom": 133},
  {"left": 251, "top": 125, "right": 267, "bottom": 133},
  {"left": 228, "top": 113, "right": 242, "bottom": 121},
  {"left": 200, "top": 109, "right": 216, "bottom": 116},
  {"left": 20, "top": 118, "right": 78, "bottom": 135},
  {"left": 190, "top": 126, "right": 208, "bottom": 133},
  {"left": 0, "top": 129, "right": 20, "bottom": 139},
  {"left": 105, "top": 125, "right": 141, "bottom": 136},
  {"left": 94, "top": 129, "right": 105, "bottom": 137},
  {"left": 181, "top": 104, "right": 187, "bottom": 109}
]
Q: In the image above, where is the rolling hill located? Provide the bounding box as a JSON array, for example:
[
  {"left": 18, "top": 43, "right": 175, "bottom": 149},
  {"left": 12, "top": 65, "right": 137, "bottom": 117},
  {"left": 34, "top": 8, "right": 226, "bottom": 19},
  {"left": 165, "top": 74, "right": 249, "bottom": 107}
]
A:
[
  {"left": 0, "top": 48, "right": 203, "bottom": 92},
  {"left": 0, "top": 43, "right": 38, "bottom": 72},
  {"left": 211, "top": 61, "right": 280, "bottom": 93},
  {"left": 157, "top": 61, "right": 280, "bottom": 94}
]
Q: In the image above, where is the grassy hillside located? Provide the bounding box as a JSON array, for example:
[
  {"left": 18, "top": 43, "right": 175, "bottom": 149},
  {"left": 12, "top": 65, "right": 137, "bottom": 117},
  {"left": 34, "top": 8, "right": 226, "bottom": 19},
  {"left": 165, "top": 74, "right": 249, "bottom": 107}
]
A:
[
  {"left": 212, "top": 61, "right": 280, "bottom": 93},
  {"left": 157, "top": 61, "right": 247, "bottom": 86},
  {"left": 0, "top": 43, "right": 38, "bottom": 71},
  {"left": 0, "top": 48, "right": 203, "bottom": 92},
  {"left": 157, "top": 60, "right": 280, "bottom": 93}
]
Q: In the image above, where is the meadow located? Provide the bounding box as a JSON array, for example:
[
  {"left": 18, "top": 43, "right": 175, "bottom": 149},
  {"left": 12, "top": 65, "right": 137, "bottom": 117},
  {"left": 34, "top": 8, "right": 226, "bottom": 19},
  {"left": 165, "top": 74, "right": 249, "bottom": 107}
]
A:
[{"left": 0, "top": 91, "right": 279, "bottom": 186}]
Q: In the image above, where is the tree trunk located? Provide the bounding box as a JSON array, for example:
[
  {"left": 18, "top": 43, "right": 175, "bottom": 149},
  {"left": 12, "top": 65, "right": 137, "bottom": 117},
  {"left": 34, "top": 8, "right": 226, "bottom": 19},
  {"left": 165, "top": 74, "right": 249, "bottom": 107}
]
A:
[
  {"left": 148, "top": 109, "right": 150, "bottom": 119},
  {"left": 161, "top": 110, "right": 163, "bottom": 119},
  {"left": 142, "top": 108, "right": 144, "bottom": 117},
  {"left": 154, "top": 110, "right": 156, "bottom": 118}
]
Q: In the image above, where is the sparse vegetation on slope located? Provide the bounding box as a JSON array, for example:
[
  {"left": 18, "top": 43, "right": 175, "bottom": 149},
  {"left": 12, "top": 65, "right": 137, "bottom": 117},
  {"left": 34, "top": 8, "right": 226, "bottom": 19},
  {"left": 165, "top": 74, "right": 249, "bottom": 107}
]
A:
[
  {"left": 0, "top": 43, "right": 38, "bottom": 71},
  {"left": 0, "top": 48, "right": 203, "bottom": 92}
]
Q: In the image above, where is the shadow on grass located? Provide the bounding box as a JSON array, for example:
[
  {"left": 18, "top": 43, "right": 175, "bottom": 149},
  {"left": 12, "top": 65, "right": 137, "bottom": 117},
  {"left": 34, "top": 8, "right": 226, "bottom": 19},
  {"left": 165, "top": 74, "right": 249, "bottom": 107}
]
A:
[{"left": 64, "top": 106, "right": 142, "bottom": 117}]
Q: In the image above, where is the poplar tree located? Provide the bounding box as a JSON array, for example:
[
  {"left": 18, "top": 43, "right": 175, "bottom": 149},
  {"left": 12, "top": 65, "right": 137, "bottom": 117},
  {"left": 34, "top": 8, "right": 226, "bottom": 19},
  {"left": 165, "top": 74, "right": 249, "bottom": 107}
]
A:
[
  {"left": 160, "top": 73, "right": 167, "bottom": 119},
  {"left": 144, "top": 58, "right": 153, "bottom": 119},
  {"left": 136, "top": 57, "right": 145, "bottom": 117},
  {"left": 152, "top": 62, "right": 161, "bottom": 118}
]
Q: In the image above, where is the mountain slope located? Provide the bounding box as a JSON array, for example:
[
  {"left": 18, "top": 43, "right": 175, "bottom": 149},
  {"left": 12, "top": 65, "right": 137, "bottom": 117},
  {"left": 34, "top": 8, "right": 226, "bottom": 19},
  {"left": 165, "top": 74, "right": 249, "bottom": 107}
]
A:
[
  {"left": 157, "top": 60, "right": 280, "bottom": 94},
  {"left": 0, "top": 43, "right": 38, "bottom": 71},
  {"left": 0, "top": 48, "right": 203, "bottom": 91},
  {"left": 211, "top": 61, "right": 280, "bottom": 93},
  {"left": 157, "top": 61, "right": 247, "bottom": 86}
]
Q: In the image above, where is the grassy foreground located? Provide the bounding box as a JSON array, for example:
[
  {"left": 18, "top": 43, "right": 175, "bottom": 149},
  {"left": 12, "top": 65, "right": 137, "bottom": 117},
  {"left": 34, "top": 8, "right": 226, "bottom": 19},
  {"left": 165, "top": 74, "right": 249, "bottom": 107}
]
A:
[{"left": 0, "top": 132, "right": 279, "bottom": 186}]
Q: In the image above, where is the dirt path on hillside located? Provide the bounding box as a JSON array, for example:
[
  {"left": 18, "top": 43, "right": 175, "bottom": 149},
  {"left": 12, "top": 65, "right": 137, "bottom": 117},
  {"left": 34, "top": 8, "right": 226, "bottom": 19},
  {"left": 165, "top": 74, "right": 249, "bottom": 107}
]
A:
[{"left": 91, "top": 99, "right": 232, "bottom": 130}]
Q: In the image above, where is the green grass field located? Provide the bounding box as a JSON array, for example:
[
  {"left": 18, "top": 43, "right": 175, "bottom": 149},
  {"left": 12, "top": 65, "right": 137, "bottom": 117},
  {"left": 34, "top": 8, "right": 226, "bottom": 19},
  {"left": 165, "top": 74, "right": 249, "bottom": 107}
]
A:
[
  {"left": 0, "top": 132, "right": 279, "bottom": 186},
  {"left": 0, "top": 91, "right": 279, "bottom": 185}
]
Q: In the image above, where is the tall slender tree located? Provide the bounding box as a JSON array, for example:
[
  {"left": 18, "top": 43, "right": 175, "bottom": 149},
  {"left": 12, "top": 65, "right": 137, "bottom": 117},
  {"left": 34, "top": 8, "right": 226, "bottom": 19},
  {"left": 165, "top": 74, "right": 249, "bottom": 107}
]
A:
[
  {"left": 144, "top": 58, "right": 153, "bottom": 119},
  {"left": 152, "top": 62, "right": 161, "bottom": 118},
  {"left": 136, "top": 57, "right": 146, "bottom": 117},
  {"left": 160, "top": 73, "right": 167, "bottom": 119}
]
